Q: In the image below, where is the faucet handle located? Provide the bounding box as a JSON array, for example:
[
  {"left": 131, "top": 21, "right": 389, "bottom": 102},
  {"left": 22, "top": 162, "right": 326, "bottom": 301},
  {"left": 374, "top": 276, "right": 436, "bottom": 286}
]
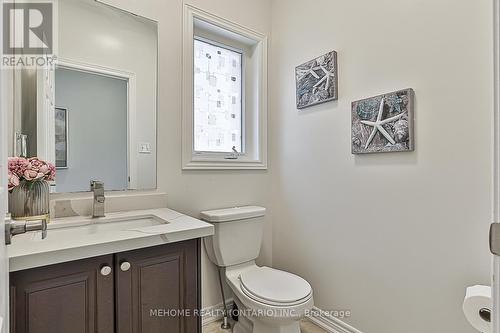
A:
[{"left": 5, "top": 216, "right": 48, "bottom": 245}]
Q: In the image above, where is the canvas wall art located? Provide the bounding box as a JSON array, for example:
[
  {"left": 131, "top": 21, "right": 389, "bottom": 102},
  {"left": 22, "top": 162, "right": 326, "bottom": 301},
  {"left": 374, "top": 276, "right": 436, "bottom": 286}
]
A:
[
  {"left": 351, "top": 88, "right": 414, "bottom": 154},
  {"left": 295, "top": 50, "right": 338, "bottom": 109}
]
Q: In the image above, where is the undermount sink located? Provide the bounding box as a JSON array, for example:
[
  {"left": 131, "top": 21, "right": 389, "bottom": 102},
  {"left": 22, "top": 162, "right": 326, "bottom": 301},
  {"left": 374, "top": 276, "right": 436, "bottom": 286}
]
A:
[
  {"left": 7, "top": 208, "right": 215, "bottom": 273},
  {"left": 11, "top": 214, "right": 168, "bottom": 243},
  {"left": 50, "top": 215, "right": 166, "bottom": 234}
]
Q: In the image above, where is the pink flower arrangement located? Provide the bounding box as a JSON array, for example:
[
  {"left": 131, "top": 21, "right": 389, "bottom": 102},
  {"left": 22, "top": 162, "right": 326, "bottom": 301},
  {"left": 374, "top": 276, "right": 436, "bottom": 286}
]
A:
[{"left": 8, "top": 157, "right": 56, "bottom": 191}]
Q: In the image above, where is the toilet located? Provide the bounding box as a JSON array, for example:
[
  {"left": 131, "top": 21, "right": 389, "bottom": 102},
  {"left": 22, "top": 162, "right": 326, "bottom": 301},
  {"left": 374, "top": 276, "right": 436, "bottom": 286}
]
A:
[{"left": 201, "top": 206, "right": 314, "bottom": 333}]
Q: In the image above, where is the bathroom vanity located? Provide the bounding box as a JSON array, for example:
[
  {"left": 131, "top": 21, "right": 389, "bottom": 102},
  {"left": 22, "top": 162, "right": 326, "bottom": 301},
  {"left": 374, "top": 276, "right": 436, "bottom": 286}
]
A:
[{"left": 7, "top": 208, "right": 214, "bottom": 333}]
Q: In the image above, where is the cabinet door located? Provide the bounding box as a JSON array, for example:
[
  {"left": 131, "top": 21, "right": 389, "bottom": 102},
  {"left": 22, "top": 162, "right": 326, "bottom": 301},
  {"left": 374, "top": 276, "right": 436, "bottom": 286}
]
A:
[
  {"left": 10, "top": 255, "right": 114, "bottom": 333},
  {"left": 115, "top": 240, "right": 200, "bottom": 333}
]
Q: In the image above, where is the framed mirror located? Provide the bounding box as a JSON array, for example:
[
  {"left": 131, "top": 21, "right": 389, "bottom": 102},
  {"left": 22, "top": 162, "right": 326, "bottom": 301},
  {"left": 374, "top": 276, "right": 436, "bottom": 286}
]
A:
[{"left": 8, "top": 0, "right": 158, "bottom": 193}]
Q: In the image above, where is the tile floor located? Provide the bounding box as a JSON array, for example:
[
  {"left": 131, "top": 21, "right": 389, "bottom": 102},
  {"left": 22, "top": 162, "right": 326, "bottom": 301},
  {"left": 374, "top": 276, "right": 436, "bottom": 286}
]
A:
[{"left": 202, "top": 319, "right": 327, "bottom": 333}]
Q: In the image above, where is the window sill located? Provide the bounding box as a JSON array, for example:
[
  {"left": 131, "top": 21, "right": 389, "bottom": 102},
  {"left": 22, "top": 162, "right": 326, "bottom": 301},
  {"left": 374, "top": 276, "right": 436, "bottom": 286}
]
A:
[{"left": 182, "top": 159, "right": 267, "bottom": 170}]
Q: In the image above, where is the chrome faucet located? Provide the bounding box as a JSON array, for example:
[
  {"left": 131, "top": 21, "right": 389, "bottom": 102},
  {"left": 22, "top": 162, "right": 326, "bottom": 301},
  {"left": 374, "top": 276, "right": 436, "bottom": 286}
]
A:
[{"left": 90, "top": 180, "right": 105, "bottom": 218}]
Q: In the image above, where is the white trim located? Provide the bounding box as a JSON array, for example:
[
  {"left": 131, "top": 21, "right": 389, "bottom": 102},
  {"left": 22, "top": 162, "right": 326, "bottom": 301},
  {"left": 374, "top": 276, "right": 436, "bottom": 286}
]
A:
[
  {"left": 182, "top": 4, "right": 268, "bottom": 170},
  {"left": 55, "top": 58, "right": 138, "bottom": 188},
  {"left": 201, "top": 298, "right": 234, "bottom": 326},
  {"left": 57, "top": 58, "right": 135, "bottom": 81},
  {"left": 0, "top": 0, "right": 11, "bottom": 329},
  {"left": 307, "top": 307, "right": 363, "bottom": 333},
  {"left": 36, "top": 66, "right": 56, "bottom": 167},
  {"left": 494, "top": 0, "right": 500, "bottom": 224},
  {"left": 493, "top": 1, "right": 500, "bottom": 333}
]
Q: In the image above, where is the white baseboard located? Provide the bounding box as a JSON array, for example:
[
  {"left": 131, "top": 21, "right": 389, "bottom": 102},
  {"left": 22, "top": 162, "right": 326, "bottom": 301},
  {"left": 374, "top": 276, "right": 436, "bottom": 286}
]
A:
[
  {"left": 201, "top": 298, "right": 234, "bottom": 326},
  {"left": 307, "top": 306, "right": 363, "bottom": 333}
]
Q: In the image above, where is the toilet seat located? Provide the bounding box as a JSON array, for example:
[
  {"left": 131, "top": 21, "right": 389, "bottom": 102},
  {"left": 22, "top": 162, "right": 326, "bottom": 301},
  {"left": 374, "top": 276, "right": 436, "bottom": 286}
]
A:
[{"left": 239, "top": 267, "right": 312, "bottom": 306}]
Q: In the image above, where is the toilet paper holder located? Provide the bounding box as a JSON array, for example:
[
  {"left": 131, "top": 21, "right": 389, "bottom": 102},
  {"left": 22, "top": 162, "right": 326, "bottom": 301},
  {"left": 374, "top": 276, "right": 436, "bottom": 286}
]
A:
[{"left": 463, "top": 285, "right": 492, "bottom": 332}]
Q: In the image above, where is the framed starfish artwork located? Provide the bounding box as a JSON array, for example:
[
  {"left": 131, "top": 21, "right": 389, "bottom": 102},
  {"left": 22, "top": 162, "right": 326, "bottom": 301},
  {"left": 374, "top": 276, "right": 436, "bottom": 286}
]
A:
[
  {"left": 295, "top": 50, "right": 338, "bottom": 109},
  {"left": 351, "top": 88, "right": 415, "bottom": 154}
]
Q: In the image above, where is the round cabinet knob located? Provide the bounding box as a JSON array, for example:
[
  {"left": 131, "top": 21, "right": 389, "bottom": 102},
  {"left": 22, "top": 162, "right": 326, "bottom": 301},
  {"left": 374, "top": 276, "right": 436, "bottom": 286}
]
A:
[
  {"left": 100, "top": 266, "right": 112, "bottom": 276},
  {"left": 120, "top": 261, "right": 131, "bottom": 272}
]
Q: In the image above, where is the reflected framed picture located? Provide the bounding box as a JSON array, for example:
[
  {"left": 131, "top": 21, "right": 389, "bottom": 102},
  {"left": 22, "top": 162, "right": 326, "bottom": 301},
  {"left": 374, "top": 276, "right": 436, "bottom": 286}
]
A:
[{"left": 55, "top": 107, "right": 69, "bottom": 168}]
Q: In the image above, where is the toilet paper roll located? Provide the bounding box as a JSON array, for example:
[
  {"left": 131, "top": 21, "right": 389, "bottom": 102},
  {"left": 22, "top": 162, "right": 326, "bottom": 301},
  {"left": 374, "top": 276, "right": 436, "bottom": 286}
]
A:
[{"left": 463, "top": 285, "right": 492, "bottom": 333}]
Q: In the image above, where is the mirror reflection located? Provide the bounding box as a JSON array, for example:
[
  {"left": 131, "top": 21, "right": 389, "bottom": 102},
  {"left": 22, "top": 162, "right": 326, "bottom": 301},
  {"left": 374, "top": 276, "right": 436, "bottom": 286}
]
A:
[{"left": 9, "top": 0, "right": 158, "bottom": 192}]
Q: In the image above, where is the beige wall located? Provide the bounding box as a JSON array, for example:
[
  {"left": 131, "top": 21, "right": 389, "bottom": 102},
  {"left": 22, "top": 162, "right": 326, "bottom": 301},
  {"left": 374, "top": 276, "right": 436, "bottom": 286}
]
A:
[
  {"left": 87, "top": 1, "right": 493, "bottom": 332},
  {"left": 97, "top": 0, "right": 273, "bottom": 308},
  {"left": 269, "top": 1, "right": 493, "bottom": 333}
]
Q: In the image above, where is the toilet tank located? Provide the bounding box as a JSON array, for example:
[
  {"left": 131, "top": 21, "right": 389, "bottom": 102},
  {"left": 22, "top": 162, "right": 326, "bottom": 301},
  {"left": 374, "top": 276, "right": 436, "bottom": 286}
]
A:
[{"left": 201, "top": 206, "right": 266, "bottom": 267}]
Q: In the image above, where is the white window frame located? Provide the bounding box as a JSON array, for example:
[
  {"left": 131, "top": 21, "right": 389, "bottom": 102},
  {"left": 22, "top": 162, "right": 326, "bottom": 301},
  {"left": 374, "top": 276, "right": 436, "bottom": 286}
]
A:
[{"left": 182, "top": 4, "right": 268, "bottom": 170}]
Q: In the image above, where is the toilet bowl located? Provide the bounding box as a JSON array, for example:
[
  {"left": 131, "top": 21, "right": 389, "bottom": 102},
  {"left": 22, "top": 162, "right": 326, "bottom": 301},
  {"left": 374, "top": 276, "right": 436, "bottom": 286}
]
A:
[
  {"left": 201, "top": 206, "right": 314, "bottom": 333},
  {"left": 226, "top": 262, "right": 314, "bottom": 333}
]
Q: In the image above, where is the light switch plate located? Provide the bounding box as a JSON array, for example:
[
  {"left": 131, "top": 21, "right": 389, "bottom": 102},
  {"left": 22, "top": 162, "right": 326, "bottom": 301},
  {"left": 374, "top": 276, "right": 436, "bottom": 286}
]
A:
[{"left": 139, "top": 143, "right": 152, "bottom": 154}]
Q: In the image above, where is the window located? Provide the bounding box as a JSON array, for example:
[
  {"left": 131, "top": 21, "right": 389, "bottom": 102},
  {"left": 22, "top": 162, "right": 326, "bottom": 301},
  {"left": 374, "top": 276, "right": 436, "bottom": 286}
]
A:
[
  {"left": 193, "top": 38, "right": 243, "bottom": 153},
  {"left": 182, "top": 5, "right": 268, "bottom": 170}
]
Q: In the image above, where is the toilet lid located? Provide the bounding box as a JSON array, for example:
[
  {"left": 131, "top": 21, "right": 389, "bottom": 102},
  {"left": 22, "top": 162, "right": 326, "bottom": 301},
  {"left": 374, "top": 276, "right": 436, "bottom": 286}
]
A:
[{"left": 239, "top": 267, "right": 312, "bottom": 304}]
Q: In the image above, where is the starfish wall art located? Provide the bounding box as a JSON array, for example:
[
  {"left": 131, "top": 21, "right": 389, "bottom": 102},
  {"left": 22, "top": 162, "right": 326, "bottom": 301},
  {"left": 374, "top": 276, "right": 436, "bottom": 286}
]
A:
[
  {"left": 351, "top": 89, "right": 415, "bottom": 154},
  {"left": 295, "top": 50, "right": 338, "bottom": 109}
]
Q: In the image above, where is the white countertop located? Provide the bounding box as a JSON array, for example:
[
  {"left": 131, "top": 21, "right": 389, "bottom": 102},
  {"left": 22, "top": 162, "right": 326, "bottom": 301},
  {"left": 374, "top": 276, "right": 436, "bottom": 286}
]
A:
[{"left": 8, "top": 208, "right": 214, "bottom": 272}]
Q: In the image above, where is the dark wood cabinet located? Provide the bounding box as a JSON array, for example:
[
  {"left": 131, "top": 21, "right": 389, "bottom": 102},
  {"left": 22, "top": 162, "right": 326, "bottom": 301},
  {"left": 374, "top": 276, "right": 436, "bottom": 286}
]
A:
[
  {"left": 10, "top": 254, "right": 115, "bottom": 333},
  {"left": 10, "top": 239, "right": 201, "bottom": 333},
  {"left": 115, "top": 239, "right": 200, "bottom": 333}
]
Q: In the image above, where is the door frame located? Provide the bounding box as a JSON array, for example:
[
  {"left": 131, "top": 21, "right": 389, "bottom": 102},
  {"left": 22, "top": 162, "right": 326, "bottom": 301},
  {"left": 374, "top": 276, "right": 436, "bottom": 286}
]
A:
[
  {"left": 493, "top": 0, "right": 500, "bottom": 332},
  {"left": 0, "top": 75, "right": 8, "bottom": 333},
  {"left": 494, "top": 0, "right": 500, "bottom": 227},
  {"left": 55, "top": 58, "right": 137, "bottom": 189},
  {"left": 0, "top": 0, "right": 11, "bottom": 330}
]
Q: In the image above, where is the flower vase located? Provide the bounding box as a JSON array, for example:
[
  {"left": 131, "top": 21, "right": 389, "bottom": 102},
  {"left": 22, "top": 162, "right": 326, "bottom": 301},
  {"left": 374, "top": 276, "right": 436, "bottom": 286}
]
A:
[{"left": 9, "top": 180, "right": 50, "bottom": 220}]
